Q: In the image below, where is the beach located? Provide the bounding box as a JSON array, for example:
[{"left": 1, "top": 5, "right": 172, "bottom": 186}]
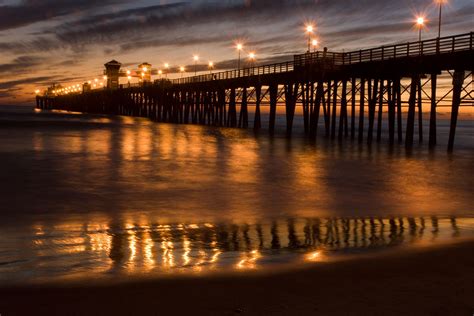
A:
[{"left": 1, "top": 240, "right": 472, "bottom": 315}]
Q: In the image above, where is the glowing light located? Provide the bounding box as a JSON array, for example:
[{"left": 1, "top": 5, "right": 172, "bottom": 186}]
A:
[
  {"left": 312, "top": 39, "right": 319, "bottom": 47},
  {"left": 180, "top": 66, "right": 185, "bottom": 72},
  {"left": 236, "top": 43, "right": 243, "bottom": 50},
  {"left": 87, "top": 80, "right": 91, "bottom": 84},
  {"left": 305, "top": 251, "right": 322, "bottom": 262},
  {"left": 35, "top": 89, "right": 40, "bottom": 94},
  {"left": 158, "top": 70, "right": 163, "bottom": 75},
  {"left": 208, "top": 61, "right": 214, "bottom": 68},
  {"left": 127, "top": 75, "right": 132, "bottom": 81},
  {"left": 94, "top": 78, "right": 98, "bottom": 82},
  {"left": 164, "top": 63, "right": 169, "bottom": 69},
  {"left": 306, "top": 24, "right": 314, "bottom": 33},
  {"left": 143, "top": 67, "right": 148, "bottom": 72},
  {"left": 248, "top": 52, "right": 256, "bottom": 60},
  {"left": 193, "top": 55, "right": 199, "bottom": 61},
  {"left": 417, "top": 17, "right": 425, "bottom": 26},
  {"left": 103, "top": 75, "right": 107, "bottom": 80},
  {"left": 126, "top": 70, "right": 131, "bottom": 75}
]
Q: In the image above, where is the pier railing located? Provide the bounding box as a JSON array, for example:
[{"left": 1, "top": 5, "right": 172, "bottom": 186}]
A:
[
  {"left": 296, "top": 31, "right": 473, "bottom": 66},
  {"left": 170, "top": 32, "right": 472, "bottom": 85}
]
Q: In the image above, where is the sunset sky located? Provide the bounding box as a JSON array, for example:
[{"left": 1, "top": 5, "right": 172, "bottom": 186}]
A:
[{"left": 0, "top": 0, "right": 472, "bottom": 105}]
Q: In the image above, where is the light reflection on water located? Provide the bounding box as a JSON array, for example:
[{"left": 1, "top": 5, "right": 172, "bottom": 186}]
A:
[
  {"left": 0, "top": 216, "right": 472, "bottom": 284},
  {"left": 0, "top": 108, "right": 473, "bottom": 284}
]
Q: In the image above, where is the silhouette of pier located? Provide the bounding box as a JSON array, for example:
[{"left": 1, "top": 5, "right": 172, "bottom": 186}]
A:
[{"left": 36, "top": 32, "right": 473, "bottom": 151}]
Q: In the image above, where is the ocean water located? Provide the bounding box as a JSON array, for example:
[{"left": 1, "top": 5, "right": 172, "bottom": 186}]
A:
[{"left": 0, "top": 105, "right": 472, "bottom": 285}]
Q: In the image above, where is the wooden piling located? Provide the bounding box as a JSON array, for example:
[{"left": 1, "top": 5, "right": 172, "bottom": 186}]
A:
[
  {"left": 448, "top": 70, "right": 465, "bottom": 152},
  {"left": 254, "top": 85, "right": 262, "bottom": 130},
  {"left": 358, "top": 78, "right": 365, "bottom": 143},
  {"left": 429, "top": 74, "right": 437, "bottom": 147},
  {"left": 405, "top": 76, "right": 418, "bottom": 148},
  {"left": 269, "top": 84, "right": 277, "bottom": 133}
]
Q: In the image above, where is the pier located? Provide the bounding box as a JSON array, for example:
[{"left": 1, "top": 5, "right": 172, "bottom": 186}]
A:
[{"left": 36, "top": 32, "right": 473, "bottom": 151}]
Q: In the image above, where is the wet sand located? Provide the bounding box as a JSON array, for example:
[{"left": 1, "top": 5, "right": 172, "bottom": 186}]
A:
[{"left": 1, "top": 240, "right": 472, "bottom": 316}]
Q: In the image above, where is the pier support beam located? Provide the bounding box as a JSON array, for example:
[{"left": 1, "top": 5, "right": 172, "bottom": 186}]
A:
[
  {"left": 269, "top": 84, "right": 277, "bottom": 133},
  {"left": 406, "top": 75, "right": 418, "bottom": 148},
  {"left": 448, "top": 70, "right": 465, "bottom": 152},
  {"left": 254, "top": 85, "right": 262, "bottom": 130},
  {"left": 358, "top": 78, "right": 365, "bottom": 143},
  {"left": 429, "top": 74, "right": 437, "bottom": 148}
]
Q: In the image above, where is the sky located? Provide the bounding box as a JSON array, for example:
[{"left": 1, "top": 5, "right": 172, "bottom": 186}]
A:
[{"left": 0, "top": 0, "right": 472, "bottom": 105}]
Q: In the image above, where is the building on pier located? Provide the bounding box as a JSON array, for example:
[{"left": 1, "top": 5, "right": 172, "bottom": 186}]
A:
[{"left": 104, "top": 60, "right": 122, "bottom": 89}]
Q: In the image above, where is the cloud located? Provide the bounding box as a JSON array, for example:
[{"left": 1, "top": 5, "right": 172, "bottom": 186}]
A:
[
  {"left": 0, "top": 55, "right": 46, "bottom": 74},
  {"left": 0, "top": 0, "right": 129, "bottom": 31},
  {"left": 0, "top": 75, "right": 56, "bottom": 90}
]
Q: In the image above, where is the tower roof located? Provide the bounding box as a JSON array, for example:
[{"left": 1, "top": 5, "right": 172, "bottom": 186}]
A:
[{"left": 105, "top": 60, "right": 122, "bottom": 66}]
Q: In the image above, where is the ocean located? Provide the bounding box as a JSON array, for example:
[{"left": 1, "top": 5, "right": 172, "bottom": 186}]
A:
[{"left": 0, "top": 105, "right": 472, "bottom": 285}]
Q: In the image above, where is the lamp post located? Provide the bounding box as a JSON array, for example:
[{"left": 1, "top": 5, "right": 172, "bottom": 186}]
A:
[
  {"left": 417, "top": 17, "right": 425, "bottom": 42},
  {"left": 208, "top": 61, "right": 214, "bottom": 74},
  {"left": 416, "top": 16, "right": 425, "bottom": 55},
  {"left": 437, "top": 0, "right": 446, "bottom": 38},
  {"left": 158, "top": 70, "right": 163, "bottom": 80},
  {"left": 306, "top": 25, "right": 314, "bottom": 53},
  {"left": 312, "top": 39, "right": 318, "bottom": 53},
  {"left": 236, "top": 43, "right": 243, "bottom": 76},
  {"left": 180, "top": 66, "right": 185, "bottom": 78},
  {"left": 248, "top": 52, "right": 256, "bottom": 75},
  {"left": 193, "top": 55, "right": 199, "bottom": 76},
  {"left": 164, "top": 63, "right": 169, "bottom": 78}
]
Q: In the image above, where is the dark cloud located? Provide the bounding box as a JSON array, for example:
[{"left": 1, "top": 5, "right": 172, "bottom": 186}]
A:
[
  {"left": 0, "top": 75, "right": 56, "bottom": 90},
  {"left": 0, "top": 0, "right": 128, "bottom": 31},
  {"left": 0, "top": 55, "right": 46, "bottom": 75}
]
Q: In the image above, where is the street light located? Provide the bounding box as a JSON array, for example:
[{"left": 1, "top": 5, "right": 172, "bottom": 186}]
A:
[
  {"left": 436, "top": 0, "right": 447, "bottom": 38},
  {"left": 236, "top": 43, "right": 243, "bottom": 76},
  {"left": 193, "top": 55, "right": 199, "bottom": 75},
  {"left": 312, "top": 39, "right": 318, "bottom": 52},
  {"left": 416, "top": 16, "right": 425, "bottom": 42},
  {"left": 164, "top": 63, "right": 169, "bottom": 78},
  {"left": 305, "top": 24, "right": 314, "bottom": 53},
  {"left": 127, "top": 75, "right": 131, "bottom": 86},
  {"left": 180, "top": 66, "right": 185, "bottom": 78},
  {"left": 158, "top": 70, "right": 163, "bottom": 79},
  {"left": 248, "top": 52, "right": 256, "bottom": 75},
  {"left": 208, "top": 61, "right": 214, "bottom": 74}
]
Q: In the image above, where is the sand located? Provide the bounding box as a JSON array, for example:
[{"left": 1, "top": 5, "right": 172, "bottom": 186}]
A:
[{"left": 1, "top": 240, "right": 473, "bottom": 316}]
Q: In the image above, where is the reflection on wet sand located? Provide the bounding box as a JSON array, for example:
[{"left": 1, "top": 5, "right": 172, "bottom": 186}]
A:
[{"left": 0, "top": 215, "right": 469, "bottom": 283}]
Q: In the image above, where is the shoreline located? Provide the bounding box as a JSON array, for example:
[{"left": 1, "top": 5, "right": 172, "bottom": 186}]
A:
[{"left": 1, "top": 240, "right": 472, "bottom": 315}]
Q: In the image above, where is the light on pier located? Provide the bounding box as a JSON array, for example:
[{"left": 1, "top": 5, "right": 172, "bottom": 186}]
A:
[
  {"left": 416, "top": 16, "right": 426, "bottom": 42},
  {"left": 236, "top": 43, "right": 244, "bottom": 75},
  {"left": 312, "top": 39, "right": 319, "bottom": 52},
  {"left": 193, "top": 55, "right": 199, "bottom": 75},
  {"left": 305, "top": 24, "right": 314, "bottom": 53},
  {"left": 208, "top": 61, "right": 214, "bottom": 74},
  {"left": 436, "top": 0, "right": 447, "bottom": 38}
]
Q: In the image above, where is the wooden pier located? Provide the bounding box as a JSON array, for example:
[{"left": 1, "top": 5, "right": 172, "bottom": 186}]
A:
[{"left": 37, "top": 32, "right": 473, "bottom": 151}]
